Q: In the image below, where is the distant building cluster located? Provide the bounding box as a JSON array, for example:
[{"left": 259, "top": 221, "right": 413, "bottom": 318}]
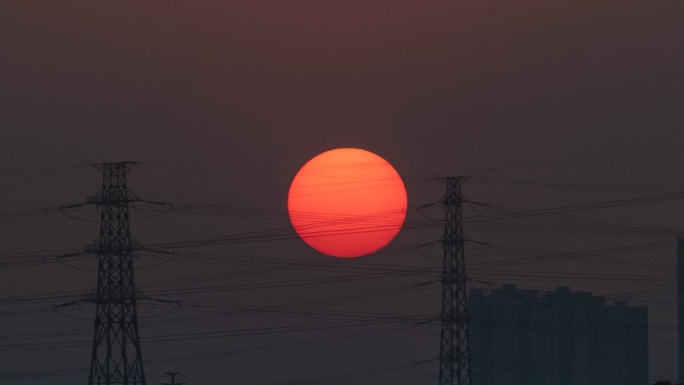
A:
[{"left": 469, "top": 284, "right": 649, "bottom": 385}]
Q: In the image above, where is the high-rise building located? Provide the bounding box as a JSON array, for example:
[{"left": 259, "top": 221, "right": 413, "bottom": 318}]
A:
[
  {"left": 469, "top": 285, "right": 648, "bottom": 385},
  {"left": 678, "top": 237, "right": 684, "bottom": 383}
]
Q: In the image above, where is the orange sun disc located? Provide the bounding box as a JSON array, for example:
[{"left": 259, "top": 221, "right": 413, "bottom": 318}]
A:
[{"left": 288, "top": 148, "right": 407, "bottom": 258}]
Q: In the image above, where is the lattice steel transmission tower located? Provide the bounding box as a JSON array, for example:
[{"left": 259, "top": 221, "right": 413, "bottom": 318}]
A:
[
  {"left": 84, "top": 162, "right": 147, "bottom": 385},
  {"left": 438, "top": 177, "right": 472, "bottom": 385}
]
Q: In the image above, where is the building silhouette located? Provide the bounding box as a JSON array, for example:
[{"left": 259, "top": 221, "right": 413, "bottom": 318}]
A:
[
  {"left": 677, "top": 238, "right": 684, "bottom": 383},
  {"left": 469, "top": 285, "right": 649, "bottom": 385}
]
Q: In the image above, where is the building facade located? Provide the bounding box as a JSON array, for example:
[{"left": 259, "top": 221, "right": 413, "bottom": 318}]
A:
[
  {"left": 469, "top": 285, "right": 649, "bottom": 385},
  {"left": 677, "top": 238, "right": 684, "bottom": 383}
]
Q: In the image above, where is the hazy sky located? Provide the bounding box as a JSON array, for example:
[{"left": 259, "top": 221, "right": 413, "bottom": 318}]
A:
[{"left": 1, "top": 1, "right": 683, "bottom": 384}]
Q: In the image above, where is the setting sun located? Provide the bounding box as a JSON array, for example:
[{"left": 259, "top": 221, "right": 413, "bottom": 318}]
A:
[{"left": 287, "top": 148, "right": 407, "bottom": 258}]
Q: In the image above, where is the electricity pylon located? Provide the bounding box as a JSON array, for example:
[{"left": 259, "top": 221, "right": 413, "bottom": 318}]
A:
[
  {"left": 84, "top": 162, "right": 147, "bottom": 385},
  {"left": 438, "top": 177, "right": 472, "bottom": 385},
  {"left": 159, "top": 372, "right": 187, "bottom": 385}
]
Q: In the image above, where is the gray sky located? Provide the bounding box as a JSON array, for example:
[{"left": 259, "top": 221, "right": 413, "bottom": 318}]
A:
[{"left": 1, "top": 1, "right": 684, "bottom": 384}]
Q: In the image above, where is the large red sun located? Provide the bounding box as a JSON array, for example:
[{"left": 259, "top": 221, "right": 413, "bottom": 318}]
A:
[{"left": 288, "top": 148, "right": 407, "bottom": 258}]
